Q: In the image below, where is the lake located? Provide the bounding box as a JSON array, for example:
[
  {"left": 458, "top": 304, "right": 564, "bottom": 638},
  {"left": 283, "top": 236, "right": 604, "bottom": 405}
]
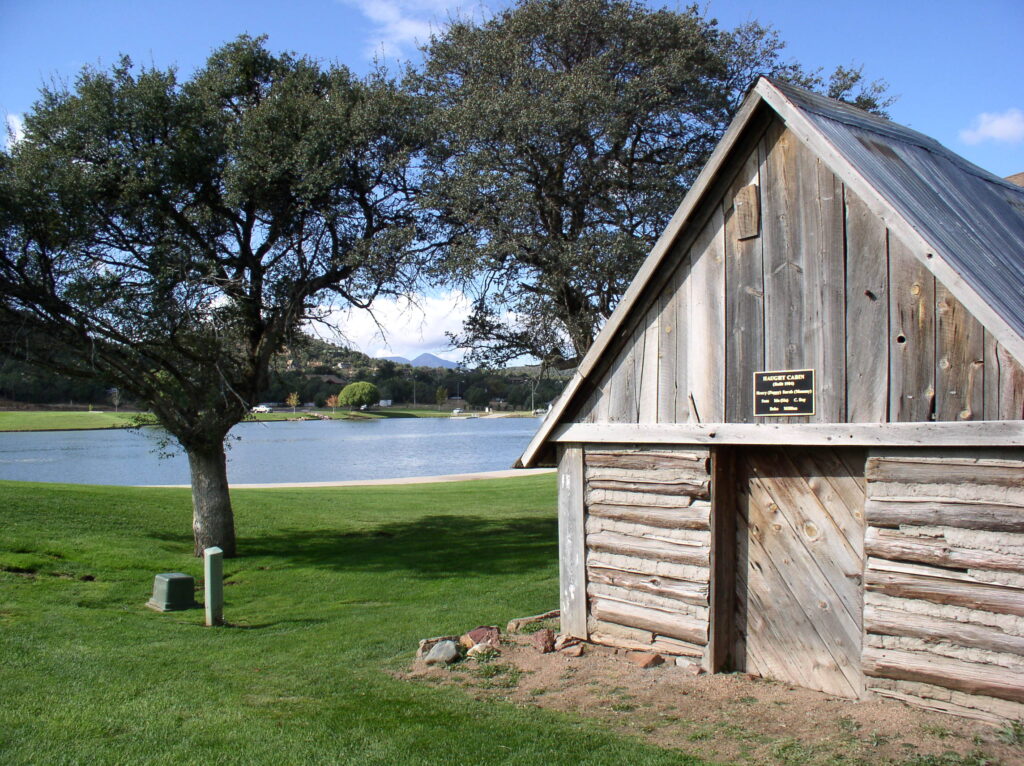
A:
[{"left": 0, "top": 416, "right": 543, "bottom": 486}]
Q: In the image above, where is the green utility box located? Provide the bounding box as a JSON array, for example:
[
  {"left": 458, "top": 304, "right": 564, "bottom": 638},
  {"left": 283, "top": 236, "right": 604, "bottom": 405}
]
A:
[{"left": 146, "top": 572, "right": 197, "bottom": 611}]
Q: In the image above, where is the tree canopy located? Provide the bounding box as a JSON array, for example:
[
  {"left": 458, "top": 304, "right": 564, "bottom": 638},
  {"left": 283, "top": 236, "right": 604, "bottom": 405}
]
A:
[
  {"left": 338, "top": 381, "right": 380, "bottom": 408},
  {"left": 0, "top": 36, "right": 427, "bottom": 555},
  {"left": 416, "top": 0, "right": 891, "bottom": 367}
]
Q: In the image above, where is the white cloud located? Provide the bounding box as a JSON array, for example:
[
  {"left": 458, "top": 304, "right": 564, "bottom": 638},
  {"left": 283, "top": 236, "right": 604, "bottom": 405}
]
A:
[
  {"left": 315, "top": 289, "right": 471, "bottom": 362},
  {"left": 5, "top": 113, "right": 24, "bottom": 149},
  {"left": 341, "top": 0, "right": 486, "bottom": 59},
  {"left": 960, "top": 108, "right": 1024, "bottom": 145}
]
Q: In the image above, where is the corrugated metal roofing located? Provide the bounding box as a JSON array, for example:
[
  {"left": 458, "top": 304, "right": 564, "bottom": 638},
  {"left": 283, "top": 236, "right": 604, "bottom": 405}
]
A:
[{"left": 768, "top": 79, "right": 1024, "bottom": 347}]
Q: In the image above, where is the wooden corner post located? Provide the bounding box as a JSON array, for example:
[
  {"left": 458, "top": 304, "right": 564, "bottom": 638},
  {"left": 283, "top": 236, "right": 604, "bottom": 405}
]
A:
[
  {"left": 707, "top": 447, "right": 737, "bottom": 672},
  {"left": 558, "top": 445, "right": 588, "bottom": 639}
]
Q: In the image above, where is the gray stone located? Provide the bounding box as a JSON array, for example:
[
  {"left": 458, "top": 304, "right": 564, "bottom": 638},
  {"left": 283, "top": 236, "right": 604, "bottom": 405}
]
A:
[
  {"left": 424, "top": 640, "right": 460, "bottom": 666},
  {"left": 146, "top": 572, "right": 197, "bottom": 612},
  {"left": 417, "top": 635, "right": 459, "bottom": 659},
  {"left": 467, "top": 642, "right": 500, "bottom": 658}
]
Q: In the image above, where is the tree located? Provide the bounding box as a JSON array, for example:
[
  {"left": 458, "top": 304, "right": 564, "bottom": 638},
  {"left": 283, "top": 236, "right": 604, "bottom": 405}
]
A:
[
  {"left": 416, "top": 0, "right": 891, "bottom": 367},
  {"left": 326, "top": 394, "right": 339, "bottom": 414},
  {"left": 108, "top": 387, "right": 122, "bottom": 412},
  {"left": 463, "top": 385, "right": 490, "bottom": 409},
  {"left": 286, "top": 392, "right": 300, "bottom": 413},
  {"left": 338, "top": 381, "right": 379, "bottom": 409},
  {"left": 0, "top": 37, "right": 427, "bottom": 557},
  {"left": 435, "top": 386, "right": 448, "bottom": 409}
]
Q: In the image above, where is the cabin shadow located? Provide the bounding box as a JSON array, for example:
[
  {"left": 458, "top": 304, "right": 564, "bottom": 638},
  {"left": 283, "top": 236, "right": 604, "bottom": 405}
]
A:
[{"left": 239, "top": 514, "right": 558, "bottom": 577}]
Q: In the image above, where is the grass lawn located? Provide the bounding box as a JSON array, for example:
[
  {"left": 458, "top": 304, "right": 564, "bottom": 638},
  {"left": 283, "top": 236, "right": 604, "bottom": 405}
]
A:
[
  {"left": 0, "top": 408, "right": 529, "bottom": 431},
  {"left": 0, "top": 475, "right": 703, "bottom": 765},
  {"left": 0, "top": 410, "right": 149, "bottom": 431}
]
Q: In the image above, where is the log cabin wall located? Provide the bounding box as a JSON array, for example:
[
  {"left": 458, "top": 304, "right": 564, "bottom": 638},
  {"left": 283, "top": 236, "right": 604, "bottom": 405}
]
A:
[
  {"left": 862, "top": 449, "right": 1024, "bottom": 722},
  {"left": 559, "top": 445, "right": 715, "bottom": 666},
  {"left": 570, "top": 116, "right": 1024, "bottom": 427}
]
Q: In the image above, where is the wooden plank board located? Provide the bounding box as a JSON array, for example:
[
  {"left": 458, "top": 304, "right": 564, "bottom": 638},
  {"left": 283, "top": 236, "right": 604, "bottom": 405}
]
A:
[
  {"left": 590, "top": 596, "right": 708, "bottom": 645},
  {"left": 724, "top": 144, "right": 765, "bottom": 423},
  {"left": 984, "top": 331, "right": 999, "bottom": 420},
  {"left": 783, "top": 448, "right": 867, "bottom": 556},
  {"left": 736, "top": 448, "right": 865, "bottom": 697},
  {"left": 558, "top": 446, "right": 587, "bottom": 638},
  {"left": 656, "top": 260, "right": 683, "bottom": 423},
  {"left": 586, "top": 530, "right": 710, "bottom": 568},
  {"left": 585, "top": 448, "right": 710, "bottom": 471},
  {"left": 888, "top": 235, "right": 936, "bottom": 421},
  {"left": 863, "top": 498, "right": 1024, "bottom": 532},
  {"left": 586, "top": 566, "right": 709, "bottom": 606},
  {"left": 865, "top": 526, "right": 1024, "bottom": 573},
  {"left": 709, "top": 448, "right": 737, "bottom": 672},
  {"left": 997, "top": 341, "right": 1024, "bottom": 419},
  {"left": 553, "top": 420, "right": 1024, "bottom": 446},
  {"left": 845, "top": 189, "right": 889, "bottom": 422},
  {"left": 638, "top": 305, "right": 660, "bottom": 423},
  {"left": 936, "top": 285, "right": 985, "bottom": 421},
  {"left": 586, "top": 502, "right": 711, "bottom": 530},
  {"left": 687, "top": 206, "right": 726, "bottom": 424}
]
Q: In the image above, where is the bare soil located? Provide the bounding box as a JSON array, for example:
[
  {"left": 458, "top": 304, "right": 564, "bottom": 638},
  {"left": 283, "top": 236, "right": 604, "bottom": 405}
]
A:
[{"left": 402, "top": 632, "right": 1023, "bottom": 765}]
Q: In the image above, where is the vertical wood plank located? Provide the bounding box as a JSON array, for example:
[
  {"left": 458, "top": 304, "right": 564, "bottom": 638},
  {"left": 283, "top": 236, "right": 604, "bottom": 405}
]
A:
[
  {"left": 888, "top": 235, "right": 936, "bottom": 422},
  {"left": 997, "top": 342, "right": 1024, "bottom": 419},
  {"left": 558, "top": 445, "right": 588, "bottom": 639},
  {"left": 761, "top": 121, "right": 845, "bottom": 423},
  {"left": 674, "top": 258, "right": 692, "bottom": 422},
  {"left": 656, "top": 263, "right": 680, "bottom": 423},
  {"left": 709, "top": 447, "right": 737, "bottom": 672},
  {"left": 688, "top": 207, "right": 726, "bottom": 423},
  {"left": 638, "top": 305, "right": 660, "bottom": 423},
  {"left": 606, "top": 327, "right": 639, "bottom": 423},
  {"left": 845, "top": 188, "right": 889, "bottom": 422},
  {"left": 809, "top": 157, "right": 847, "bottom": 422},
  {"left": 936, "top": 285, "right": 985, "bottom": 421},
  {"left": 724, "top": 143, "right": 765, "bottom": 423},
  {"left": 983, "top": 330, "right": 999, "bottom": 421}
]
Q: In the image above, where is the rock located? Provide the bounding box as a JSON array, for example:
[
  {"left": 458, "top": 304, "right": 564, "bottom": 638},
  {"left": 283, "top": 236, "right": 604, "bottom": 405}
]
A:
[
  {"left": 506, "top": 609, "right": 560, "bottom": 633},
  {"left": 417, "top": 635, "right": 459, "bottom": 659},
  {"left": 627, "top": 652, "right": 664, "bottom": 669},
  {"left": 561, "top": 643, "right": 585, "bottom": 657},
  {"left": 424, "top": 640, "right": 460, "bottom": 666},
  {"left": 461, "top": 625, "right": 500, "bottom": 649},
  {"left": 467, "top": 642, "right": 500, "bottom": 658},
  {"left": 530, "top": 628, "right": 556, "bottom": 653},
  {"left": 554, "top": 634, "right": 580, "bottom": 652},
  {"left": 675, "top": 657, "right": 703, "bottom": 675}
]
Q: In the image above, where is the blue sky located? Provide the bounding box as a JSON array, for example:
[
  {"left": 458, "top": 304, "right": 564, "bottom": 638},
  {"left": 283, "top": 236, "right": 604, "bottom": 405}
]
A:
[{"left": 2, "top": 0, "right": 1022, "bottom": 361}]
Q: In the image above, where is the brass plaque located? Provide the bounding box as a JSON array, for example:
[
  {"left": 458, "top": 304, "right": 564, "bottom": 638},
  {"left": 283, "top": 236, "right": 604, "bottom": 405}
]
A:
[{"left": 753, "top": 369, "right": 815, "bottom": 417}]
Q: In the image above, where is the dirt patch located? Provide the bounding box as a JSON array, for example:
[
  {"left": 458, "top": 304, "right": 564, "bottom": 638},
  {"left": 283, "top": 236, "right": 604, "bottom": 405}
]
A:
[{"left": 402, "top": 634, "right": 1023, "bottom": 765}]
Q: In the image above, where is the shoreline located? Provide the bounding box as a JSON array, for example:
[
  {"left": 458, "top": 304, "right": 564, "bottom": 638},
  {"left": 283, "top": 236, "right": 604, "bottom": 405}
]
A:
[{"left": 144, "top": 467, "right": 556, "bottom": 489}]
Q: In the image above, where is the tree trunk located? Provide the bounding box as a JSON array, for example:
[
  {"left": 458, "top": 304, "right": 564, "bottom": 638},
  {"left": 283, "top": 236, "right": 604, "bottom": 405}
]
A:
[{"left": 187, "top": 445, "right": 237, "bottom": 558}]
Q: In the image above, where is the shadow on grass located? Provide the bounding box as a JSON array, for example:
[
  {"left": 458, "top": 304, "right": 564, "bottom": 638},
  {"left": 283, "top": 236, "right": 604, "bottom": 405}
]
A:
[{"left": 240, "top": 514, "right": 558, "bottom": 577}]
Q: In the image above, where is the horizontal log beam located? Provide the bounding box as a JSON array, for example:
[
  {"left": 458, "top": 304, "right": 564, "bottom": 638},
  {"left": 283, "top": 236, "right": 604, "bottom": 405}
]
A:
[
  {"left": 865, "top": 527, "right": 1024, "bottom": 573},
  {"left": 863, "top": 647, "right": 1024, "bottom": 704},
  {"left": 586, "top": 503, "right": 711, "bottom": 530},
  {"left": 553, "top": 421, "right": 1024, "bottom": 447},
  {"left": 865, "top": 498, "right": 1024, "bottom": 532},
  {"left": 865, "top": 604, "right": 1024, "bottom": 656},
  {"left": 584, "top": 451, "right": 710, "bottom": 471},
  {"left": 590, "top": 597, "right": 707, "bottom": 645},
  {"left": 865, "top": 569, "right": 1024, "bottom": 617},
  {"left": 587, "top": 478, "right": 710, "bottom": 499},
  {"left": 587, "top": 531, "right": 710, "bottom": 567}
]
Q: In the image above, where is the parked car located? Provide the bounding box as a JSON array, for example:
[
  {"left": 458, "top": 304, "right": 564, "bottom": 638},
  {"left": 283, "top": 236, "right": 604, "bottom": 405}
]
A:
[{"left": 251, "top": 404, "right": 272, "bottom": 413}]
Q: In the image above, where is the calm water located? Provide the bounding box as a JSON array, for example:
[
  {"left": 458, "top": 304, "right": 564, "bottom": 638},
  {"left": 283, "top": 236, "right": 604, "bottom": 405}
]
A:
[{"left": 0, "top": 417, "right": 543, "bottom": 486}]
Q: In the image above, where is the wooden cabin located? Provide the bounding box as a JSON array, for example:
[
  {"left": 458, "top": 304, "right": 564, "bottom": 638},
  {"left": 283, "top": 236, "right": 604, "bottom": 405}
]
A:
[{"left": 517, "top": 78, "right": 1024, "bottom": 722}]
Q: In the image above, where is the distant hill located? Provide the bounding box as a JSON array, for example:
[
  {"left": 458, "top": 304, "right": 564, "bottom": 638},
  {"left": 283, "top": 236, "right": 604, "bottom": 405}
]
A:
[
  {"left": 377, "top": 353, "right": 459, "bottom": 369},
  {"left": 411, "top": 353, "right": 459, "bottom": 369}
]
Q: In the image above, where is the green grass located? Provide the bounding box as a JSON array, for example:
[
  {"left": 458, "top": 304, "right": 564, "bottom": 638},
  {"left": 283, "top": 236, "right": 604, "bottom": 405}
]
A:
[
  {"left": 0, "top": 475, "right": 705, "bottom": 765},
  {"left": 0, "top": 410, "right": 150, "bottom": 431},
  {"left": 0, "top": 407, "right": 533, "bottom": 431}
]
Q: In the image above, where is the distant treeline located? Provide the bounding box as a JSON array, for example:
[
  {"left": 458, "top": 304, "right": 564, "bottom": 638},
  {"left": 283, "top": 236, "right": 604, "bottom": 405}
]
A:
[{"left": 0, "top": 335, "right": 566, "bottom": 410}]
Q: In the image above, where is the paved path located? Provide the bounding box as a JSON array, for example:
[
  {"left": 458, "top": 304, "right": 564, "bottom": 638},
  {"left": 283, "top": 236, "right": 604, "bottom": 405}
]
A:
[{"left": 145, "top": 467, "right": 556, "bottom": 489}]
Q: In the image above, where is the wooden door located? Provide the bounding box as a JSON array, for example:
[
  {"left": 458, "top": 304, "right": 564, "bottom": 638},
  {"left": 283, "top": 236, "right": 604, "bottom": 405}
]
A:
[{"left": 733, "top": 447, "right": 866, "bottom": 698}]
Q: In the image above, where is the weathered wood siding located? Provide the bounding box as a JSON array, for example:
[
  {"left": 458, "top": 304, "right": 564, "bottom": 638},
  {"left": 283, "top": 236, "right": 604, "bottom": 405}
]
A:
[
  {"left": 572, "top": 118, "right": 1024, "bottom": 427},
  {"left": 582, "top": 446, "right": 714, "bottom": 664},
  {"left": 863, "top": 450, "right": 1024, "bottom": 722}
]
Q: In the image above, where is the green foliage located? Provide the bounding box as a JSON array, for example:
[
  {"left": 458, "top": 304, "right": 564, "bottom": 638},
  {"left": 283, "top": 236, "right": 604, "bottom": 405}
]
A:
[
  {"left": 997, "top": 719, "right": 1024, "bottom": 746},
  {"left": 338, "top": 380, "right": 380, "bottom": 408},
  {"left": 416, "top": 0, "right": 891, "bottom": 367},
  {"left": 435, "top": 386, "right": 448, "bottom": 408},
  {"left": 1, "top": 35, "right": 427, "bottom": 552}
]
